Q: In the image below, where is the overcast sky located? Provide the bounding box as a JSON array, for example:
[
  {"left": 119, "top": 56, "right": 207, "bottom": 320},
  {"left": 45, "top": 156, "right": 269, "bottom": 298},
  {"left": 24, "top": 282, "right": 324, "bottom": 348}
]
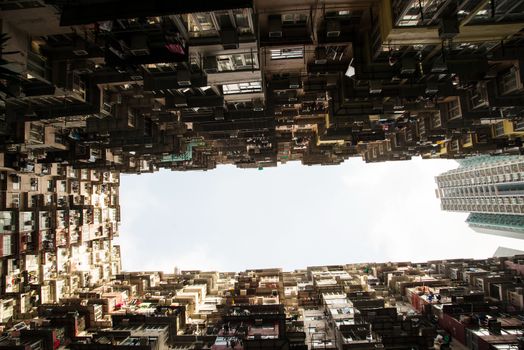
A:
[{"left": 117, "top": 157, "right": 524, "bottom": 272}]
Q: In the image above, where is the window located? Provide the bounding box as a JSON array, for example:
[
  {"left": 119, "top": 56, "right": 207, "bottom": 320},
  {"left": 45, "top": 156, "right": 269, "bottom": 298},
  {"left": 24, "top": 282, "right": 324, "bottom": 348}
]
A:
[
  {"left": 11, "top": 194, "right": 19, "bottom": 208},
  {"left": 514, "top": 119, "right": 524, "bottom": 132},
  {"left": 282, "top": 13, "right": 308, "bottom": 25},
  {"left": 215, "top": 9, "right": 254, "bottom": 35},
  {"left": 432, "top": 113, "right": 442, "bottom": 128},
  {"left": 30, "top": 178, "right": 38, "bottom": 191},
  {"left": 326, "top": 10, "right": 351, "bottom": 18},
  {"left": 222, "top": 81, "right": 262, "bottom": 95},
  {"left": 447, "top": 99, "right": 461, "bottom": 120},
  {"left": 191, "top": 13, "right": 216, "bottom": 31},
  {"left": 234, "top": 10, "right": 253, "bottom": 34},
  {"left": 461, "top": 133, "right": 472, "bottom": 146},
  {"left": 494, "top": 122, "right": 505, "bottom": 137},
  {"left": 451, "top": 139, "right": 460, "bottom": 152},
  {"left": 395, "top": 3, "right": 422, "bottom": 27},
  {"left": 471, "top": 82, "right": 488, "bottom": 108},
  {"left": 27, "top": 46, "right": 49, "bottom": 80},
  {"left": 12, "top": 176, "right": 20, "bottom": 191},
  {"left": 499, "top": 67, "right": 521, "bottom": 94},
  {"left": 270, "top": 47, "right": 304, "bottom": 60},
  {"left": 127, "top": 112, "right": 136, "bottom": 128},
  {"left": 72, "top": 73, "right": 86, "bottom": 100},
  {"left": 187, "top": 13, "right": 219, "bottom": 37},
  {"left": 398, "top": 14, "right": 420, "bottom": 26},
  {"left": 29, "top": 123, "right": 44, "bottom": 144},
  {"left": 216, "top": 53, "right": 258, "bottom": 72},
  {"left": 2, "top": 235, "right": 11, "bottom": 257}
]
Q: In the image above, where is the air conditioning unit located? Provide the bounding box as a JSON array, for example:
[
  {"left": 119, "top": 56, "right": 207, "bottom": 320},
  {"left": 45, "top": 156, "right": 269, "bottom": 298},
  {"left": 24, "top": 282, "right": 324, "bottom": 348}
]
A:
[
  {"left": 315, "top": 47, "right": 327, "bottom": 64},
  {"left": 438, "top": 18, "right": 459, "bottom": 40},
  {"left": 471, "top": 82, "right": 488, "bottom": 108},
  {"left": 221, "top": 28, "right": 239, "bottom": 50},
  {"left": 401, "top": 57, "right": 416, "bottom": 75},
  {"left": 287, "top": 91, "right": 297, "bottom": 102},
  {"left": 500, "top": 66, "right": 522, "bottom": 94},
  {"left": 326, "top": 20, "right": 341, "bottom": 37},
  {"left": 130, "top": 48, "right": 149, "bottom": 56},
  {"left": 289, "top": 76, "right": 300, "bottom": 89},
  {"left": 203, "top": 57, "right": 218, "bottom": 73},
  {"left": 214, "top": 108, "right": 224, "bottom": 121},
  {"left": 425, "top": 82, "right": 439, "bottom": 95},
  {"left": 74, "top": 68, "right": 92, "bottom": 74},
  {"left": 369, "top": 81, "right": 382, "bottom": 94},
  {"left": 253, "top": 99, "right": 264, "bottom": 111},
  {"left": 268, "top": 15, "right": 283, "bottom": 38},
  {"left": 177, "top": 70, "right": 191, "bottom": 87},
  {"left": 73, "top": 50, "right": 88, "bottom": 56},
  {"left": 173, "top": 95, "right": 188, "bottom": 107},
  {"left": 129, "top": 34, "right": 149, "bottom": 56},
  {"left": 431, "top": 56, "right": 448, "bottom": 73}
]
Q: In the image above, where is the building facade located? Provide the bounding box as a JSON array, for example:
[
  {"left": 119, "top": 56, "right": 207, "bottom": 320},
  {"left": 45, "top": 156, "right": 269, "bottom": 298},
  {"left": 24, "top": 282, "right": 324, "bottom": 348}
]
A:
[
  {"left": 0, "top": 257, "right": 524, "bottom": 349},
  {"left": 1, "top": 0, "right": 524, "bottom": 174},
  {"left": 0, "top": 1, "right": 524, "bottom": 349},
  {"left": 436, "top": 155, "right": 524, "bottom": 238}
]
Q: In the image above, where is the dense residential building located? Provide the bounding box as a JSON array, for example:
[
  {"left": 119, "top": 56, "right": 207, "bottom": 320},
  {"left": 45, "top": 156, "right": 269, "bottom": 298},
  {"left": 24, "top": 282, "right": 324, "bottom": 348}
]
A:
[
  {"left": 0, "top": 1, "right": 524, "bottom": 349},
  {"left": 0, "top": 257, "right": 524, "bottom": 350},
  {"left": 1, "top": 0, "right": 524, "bottom": 174},
  {"left": 436, "top": 155, "right": 524, "bottom": 238},
  {"left": 0, "top": 162, "right": 122, "bottom": 315}
]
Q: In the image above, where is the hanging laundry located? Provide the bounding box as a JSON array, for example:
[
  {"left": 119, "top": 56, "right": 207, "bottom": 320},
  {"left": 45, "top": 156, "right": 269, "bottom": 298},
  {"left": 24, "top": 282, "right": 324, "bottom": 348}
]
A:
[{"left": 165, "top": 43, "right": 185, "bottom": 55}]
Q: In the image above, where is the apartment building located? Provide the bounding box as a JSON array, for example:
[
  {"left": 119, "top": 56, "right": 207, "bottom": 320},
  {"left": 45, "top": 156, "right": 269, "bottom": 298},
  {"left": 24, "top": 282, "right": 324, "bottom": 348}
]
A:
[
  {"left": 0, "top": 0, "right": 523, "bottom": 175},
  {"left": 1, "top": 256, "right": 521, "bottom": 349},
  {"left": 436, "top": 155, "right": 524, "bottom": 238},
  {"left": 0, "top": 1, "right": 523, "bottom": 349}
]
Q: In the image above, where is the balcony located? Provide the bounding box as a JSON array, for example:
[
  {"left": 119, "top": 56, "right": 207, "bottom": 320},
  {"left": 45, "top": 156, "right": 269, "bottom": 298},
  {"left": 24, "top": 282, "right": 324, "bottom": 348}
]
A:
[
  {"left": 317, "top": 11, "right": 362, "bottom": 44},
  {"left": 260, "top": 13, "right": 312, "bottom": 45},
  {"left": 379, "top": 0, "right": 524, "bottom": 46},
  {"left": 0, "top": 212, "right": 15, "bottom": 234},
  {"left": 194, "top": 50, "right": 262, "bottom": 87},
  {"left": 491, "top": 120, "right": 524, "bottom": 138},
  {"left": 182, "top": 9, "right": 256, "bottom": 46},
  {"left": 498, "top": 65, "right": 523, "bottom": 96},
  {"left": 143, "top": 65, "right": 207, "bottom": 91}
]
